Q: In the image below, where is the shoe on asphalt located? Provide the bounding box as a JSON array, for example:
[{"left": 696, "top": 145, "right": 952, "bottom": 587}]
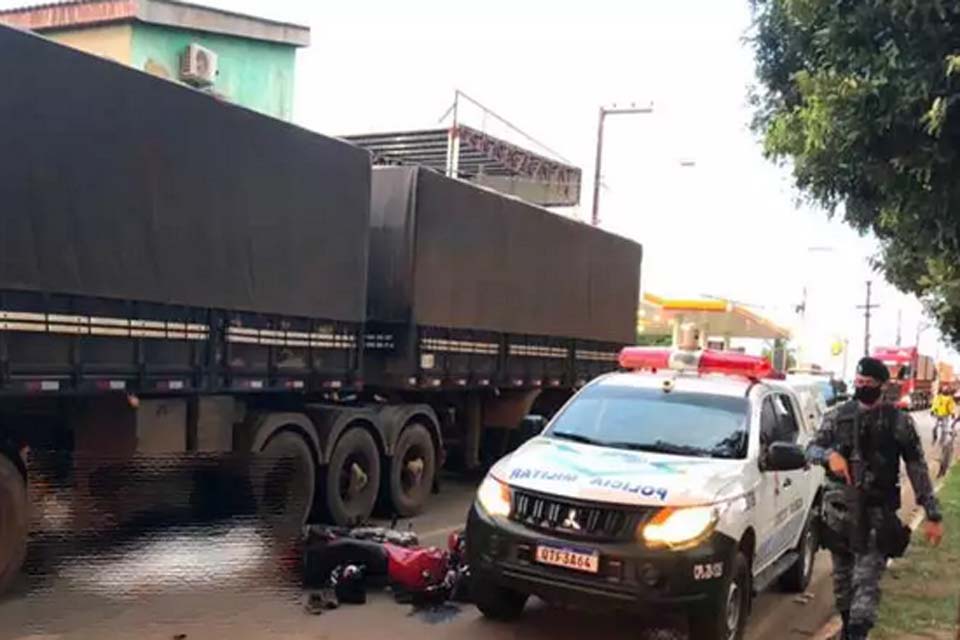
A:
[
  {"left": 305, "top": 592, "right": 326, "bottom": 615},
  {"left": 305, "top": 588, "right": 340, "bottom": 614},
  {"left": 319, "top": 587, "right": 340, "bottom": 609}
]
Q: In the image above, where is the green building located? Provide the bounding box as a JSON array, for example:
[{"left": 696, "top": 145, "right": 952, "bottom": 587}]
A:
[{"left": 0, "top": 0, "right": 310, "bottom": 121}]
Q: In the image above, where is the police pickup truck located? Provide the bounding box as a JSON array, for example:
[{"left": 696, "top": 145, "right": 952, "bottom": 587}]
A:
[{"left": 467, "top": 347, "right": 824, "bottom": 640}]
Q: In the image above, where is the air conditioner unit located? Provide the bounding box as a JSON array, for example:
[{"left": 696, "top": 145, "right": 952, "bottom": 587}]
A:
[{"left": 179, "top": 43, "right": 218, "bottom": 87}]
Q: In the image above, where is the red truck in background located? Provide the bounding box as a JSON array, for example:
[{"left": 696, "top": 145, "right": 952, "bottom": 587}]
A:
[
  {"left": 872, "top": 346, "right": 937, "bottom": 410},
  {"left": 937, "top": 362, "right": 955, "bottom": 393}
]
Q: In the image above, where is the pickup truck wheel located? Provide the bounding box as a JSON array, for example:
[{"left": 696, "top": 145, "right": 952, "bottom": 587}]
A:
[
  {"left": 689, "top": 551, "right": 749, "bottom": 640},
  {"left": 472, "top": 572, "right": 528, "bottom": 621},
  {"left": 325, "top": 428, "right": 380, "bottom": 526},
  {"left": 253, "top": 431, "right": 316, "bottom": 539},
  {"left": 779, "top": 514, "right": 818, "bottom": 592},
  {"left": 385, "top": 423, "right": 436, "bottom": 517},
  {"left": 0, "top": 454, "right": 28, "bottom": 595}
]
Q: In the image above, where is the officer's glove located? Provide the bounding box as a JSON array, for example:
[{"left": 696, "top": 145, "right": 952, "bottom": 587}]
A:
[{"left": 828, "top": 451, "right": 852, "bottom": 485}]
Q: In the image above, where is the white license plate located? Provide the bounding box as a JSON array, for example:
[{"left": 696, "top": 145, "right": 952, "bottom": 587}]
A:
[{"left": 535, "top": 545, "right": 600, "bottom": 574}]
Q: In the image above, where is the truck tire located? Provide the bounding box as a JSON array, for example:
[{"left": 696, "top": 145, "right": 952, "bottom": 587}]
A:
[
  {"left": 252, "top": 431, "right": 316, "bottom": 539},
  {"left": 385, "top": 423, "right": 436, "bottom": 517},
  {"left": 779, "top": 514, "right": 818, "bottom": 592},
  {"left": 324, "top": 428, "right": 381, "bottom": 526},
  {"left": 689, "top": 551, "right": 750, "bottom": 640},
  {"left": 0, "top": 453, "right": 28, "bottom": 595},
  {"left": 472, "top": 572, "right": 528, "bottom": 620}
]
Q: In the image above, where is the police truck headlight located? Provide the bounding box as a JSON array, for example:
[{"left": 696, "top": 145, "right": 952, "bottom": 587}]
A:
[
  {"left": 477, "top": 476, "right": 512, "bottom": 517},
  {"left": 642, "top": 505, "right": 720, "bottom": 549}
]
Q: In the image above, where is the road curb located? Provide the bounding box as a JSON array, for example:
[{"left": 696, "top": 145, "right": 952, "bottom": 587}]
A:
[{"left": 808, "top": 475, "right": 948, "bottom": 640}]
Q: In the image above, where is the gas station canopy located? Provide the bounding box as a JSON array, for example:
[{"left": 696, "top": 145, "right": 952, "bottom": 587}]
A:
[{"left": 638, "top": 293, "right": 791, "bottom": 344}]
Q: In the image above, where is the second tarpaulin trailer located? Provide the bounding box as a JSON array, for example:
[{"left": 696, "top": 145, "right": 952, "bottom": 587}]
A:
[
  {"left": 363, "top": 166, "right": 642, "bottom": 470},
  {"left": 364, "top": 165, "right": 642, "bottom": 392}
]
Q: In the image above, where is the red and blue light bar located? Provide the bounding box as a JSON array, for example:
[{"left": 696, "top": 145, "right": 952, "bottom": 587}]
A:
[{"left": 618, "top": 347, "right": 781, "bottom": 380}]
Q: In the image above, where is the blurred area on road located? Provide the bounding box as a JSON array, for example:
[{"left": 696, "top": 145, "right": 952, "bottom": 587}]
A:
[{"left": 1, "top": 413, "right": 942, "bottom": 640}]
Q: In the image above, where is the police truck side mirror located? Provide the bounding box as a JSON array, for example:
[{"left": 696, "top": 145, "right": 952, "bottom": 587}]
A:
[{"left": 764, "top": 442, "right": 807, "bottom": 472}]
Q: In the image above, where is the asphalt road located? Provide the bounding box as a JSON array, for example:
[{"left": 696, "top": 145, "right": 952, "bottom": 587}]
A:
[{"left": 1, "top": 413, "right": 944, "bottom": 640}]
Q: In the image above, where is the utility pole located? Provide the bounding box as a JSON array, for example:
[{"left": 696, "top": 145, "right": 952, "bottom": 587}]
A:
[
  {"left": 591, "top": 103, "right": 654, "bottom": 227},
  {"left": 915, "top": 322, "right": 927, "bottom": 348},
  {"left": 796, "top": 286, "right": 808, "bottom": 367},
  {"left": 590, "top": 107, "right": 606, "bottom": 226},
  {"left": 896, "top": 309, "right": 902, "bottom": 346},
  {"left": 857, "top": 280, "right": 880, "bottom": 356}
]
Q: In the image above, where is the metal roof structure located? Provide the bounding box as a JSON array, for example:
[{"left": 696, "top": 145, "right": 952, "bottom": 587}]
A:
[
  {"left": 342, "top": 92, "right": 582, "bottom": 208},
  {"left": 343, "top": 125, "right": 582, "bottom": 208}
]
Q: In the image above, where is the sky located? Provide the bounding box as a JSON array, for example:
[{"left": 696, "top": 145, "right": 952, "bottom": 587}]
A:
[{"left": 3, "top": 0, "right": 956, "bottom": 374}]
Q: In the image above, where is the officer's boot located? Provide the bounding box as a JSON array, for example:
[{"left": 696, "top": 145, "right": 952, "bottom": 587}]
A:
[
  {"left": 846, "top": 622, "right": 869, "bottom": 640},
  {"left": 839, "top": 611, "right": 851, "bottom": 640}
]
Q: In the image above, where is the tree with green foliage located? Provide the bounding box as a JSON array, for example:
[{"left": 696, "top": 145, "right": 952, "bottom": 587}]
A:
[
  {"left": 750, "top": 0, "right": 960, "bottom": 346},
  {"left": 762, "top": 338, "right": 797, "bottom": 370},
  {"left": 635, "top": 333, "right": 672, "bottom": 346}
]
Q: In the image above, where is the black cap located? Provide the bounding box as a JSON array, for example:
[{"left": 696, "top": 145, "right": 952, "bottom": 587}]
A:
[{"left": 857, "top": 357, "right": 890, "bottom": 383}]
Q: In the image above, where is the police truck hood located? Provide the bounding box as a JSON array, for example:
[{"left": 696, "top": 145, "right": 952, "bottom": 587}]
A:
[{"left": 491, "top": 436, "right": 748, "bottom": 508}]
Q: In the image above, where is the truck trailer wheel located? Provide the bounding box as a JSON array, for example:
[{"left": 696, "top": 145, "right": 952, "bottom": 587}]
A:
[
  {"left": 324, "top": 428, "right": 381, "bottom": 526},
  {"left": 385, "top": 423, "right": 436, "bottom": 517},
  {"left": 252, "top": 431, "right": 316, "bottom": 539},
  {"left": 0, "top": 453, "right": 28, "bottom": 595}
]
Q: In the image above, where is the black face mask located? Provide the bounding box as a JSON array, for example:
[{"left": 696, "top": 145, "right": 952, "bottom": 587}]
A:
[{"left": 854, "top": 385, "right": 883, "bottom": 405}]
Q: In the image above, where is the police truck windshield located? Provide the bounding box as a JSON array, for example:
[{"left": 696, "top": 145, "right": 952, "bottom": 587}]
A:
[{"left": 546, "top": 384, "right": 750, "bottom": 459}]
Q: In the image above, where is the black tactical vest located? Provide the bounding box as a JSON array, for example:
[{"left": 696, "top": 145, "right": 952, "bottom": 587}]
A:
[{"left": 830, "top": 401, "right": 903, "bottom": 508}]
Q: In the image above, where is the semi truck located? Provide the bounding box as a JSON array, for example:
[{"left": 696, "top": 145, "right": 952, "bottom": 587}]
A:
[
  {"left": 873, "top": 346, "right": 936, "bottom": 410},
  {"left": 937, "top": 361, "right": 955, "bottom": 393},
  {"left": 0, "top": 25, "right": 642, "bottom": 592}
]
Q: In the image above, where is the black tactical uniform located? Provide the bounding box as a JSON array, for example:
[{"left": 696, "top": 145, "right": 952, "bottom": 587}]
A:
[{"left": 808, "top": 399, "right": 942, "bottom": 639}]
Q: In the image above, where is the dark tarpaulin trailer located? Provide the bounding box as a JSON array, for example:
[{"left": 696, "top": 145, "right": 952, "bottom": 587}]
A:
[
  {"left": 0, "top": 25, "right": 371, "bottom": 323},
  {"left": 368, "top": 166, "right": 642, "bottom": 344},
  {"left": 0, "top": 25, "right": 371, "bottom": 393}
]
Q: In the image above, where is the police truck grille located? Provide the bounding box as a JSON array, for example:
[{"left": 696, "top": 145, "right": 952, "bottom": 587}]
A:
[{"left": 511, "top": 489, "right": 642, "bottom": 539}]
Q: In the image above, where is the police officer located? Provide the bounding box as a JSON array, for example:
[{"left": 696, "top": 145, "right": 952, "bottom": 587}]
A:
[{"left": 807, "top": 357, "right": 945, "bottom": 640}]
